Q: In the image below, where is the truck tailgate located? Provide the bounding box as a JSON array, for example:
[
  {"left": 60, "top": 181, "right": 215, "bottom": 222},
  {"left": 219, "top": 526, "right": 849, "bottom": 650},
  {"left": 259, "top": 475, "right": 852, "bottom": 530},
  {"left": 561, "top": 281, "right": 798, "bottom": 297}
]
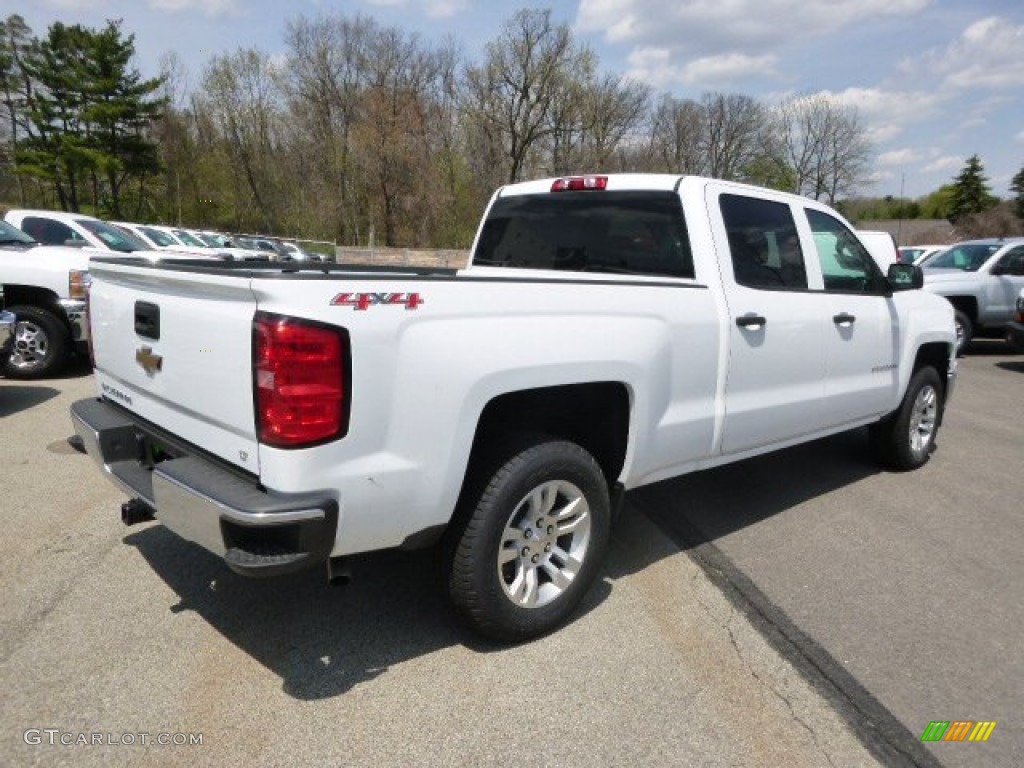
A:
[{"left": 88, "top": 262, "right": 261, "bottom": 475}]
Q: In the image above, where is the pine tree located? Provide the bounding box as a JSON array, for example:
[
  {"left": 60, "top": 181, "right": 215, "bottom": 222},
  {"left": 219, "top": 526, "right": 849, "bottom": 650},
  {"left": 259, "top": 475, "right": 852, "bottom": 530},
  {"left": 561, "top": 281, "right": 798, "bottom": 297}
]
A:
[
  {"left": 947, "top": 154, "right": 997, "bottom": 224},
  {"left": 15, "top": 20, "right": 165, "bottom": 213},
  {"left": 0, "top": 14, "right": 35, "bottom": 204},
  {"left": 1011, "top": 164, "right": 1024, "bottom": 221},
  {"left": 80, "top": 20, "right": 165, "bottom": 217}
]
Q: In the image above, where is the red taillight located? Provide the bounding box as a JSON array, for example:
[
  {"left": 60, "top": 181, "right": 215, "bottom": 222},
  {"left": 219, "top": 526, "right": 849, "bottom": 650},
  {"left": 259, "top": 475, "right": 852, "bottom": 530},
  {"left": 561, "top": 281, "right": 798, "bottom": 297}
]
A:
[
  {"left": 550, "top": 175, "right": 608, "bottom": 192},
  {"left": 254, "top": 312, "right": 348, "bottom": 448}
]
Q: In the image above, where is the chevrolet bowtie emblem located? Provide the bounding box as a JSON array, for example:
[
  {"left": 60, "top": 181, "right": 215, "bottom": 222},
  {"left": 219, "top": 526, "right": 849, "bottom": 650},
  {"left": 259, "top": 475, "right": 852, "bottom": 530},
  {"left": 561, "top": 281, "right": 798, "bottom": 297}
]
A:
[{"left": 135, "top": 345, "right": 163, "bottom": 375}]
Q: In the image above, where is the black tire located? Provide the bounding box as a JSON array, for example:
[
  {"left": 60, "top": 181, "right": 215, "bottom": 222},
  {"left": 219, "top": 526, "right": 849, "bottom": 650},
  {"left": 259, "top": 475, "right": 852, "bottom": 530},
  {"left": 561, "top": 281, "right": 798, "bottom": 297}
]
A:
[
  {"left": 869, "top": 366, "right": 943, "bottom": 471},
  {"left": 446, "top": 438, "right": 610, "bottom": 643},
  {"left": 953, "top": 310, "right": 972, "bottom": 356},
  {"left": 2, "top": 305, "right": 69, "bottom": 379}
]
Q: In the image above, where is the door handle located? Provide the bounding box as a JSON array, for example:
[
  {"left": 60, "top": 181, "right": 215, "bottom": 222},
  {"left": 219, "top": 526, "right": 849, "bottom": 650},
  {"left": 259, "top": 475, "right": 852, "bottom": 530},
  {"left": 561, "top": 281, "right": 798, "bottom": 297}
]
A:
[
  {"left": 832, "top": 312, "right": 856, "bottom": 325},
  {"left": 736, "top": 314, "right": 767, "bottom": 329}
]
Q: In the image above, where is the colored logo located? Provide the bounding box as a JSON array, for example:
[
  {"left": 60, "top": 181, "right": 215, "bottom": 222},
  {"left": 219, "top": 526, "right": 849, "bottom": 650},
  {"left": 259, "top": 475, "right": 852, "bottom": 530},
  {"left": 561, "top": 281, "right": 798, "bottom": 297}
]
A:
[
  {"left": 920, "top": 721, "right": 996, "bottom": 742},
  {"left": 331, "top": 292, "right": 424, "bottom": 311}
]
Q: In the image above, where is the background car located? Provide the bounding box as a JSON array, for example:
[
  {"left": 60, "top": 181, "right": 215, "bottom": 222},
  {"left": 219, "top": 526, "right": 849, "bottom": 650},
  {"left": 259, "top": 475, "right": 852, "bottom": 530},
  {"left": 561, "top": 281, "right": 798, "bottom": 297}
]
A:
[
  {"left": 923, "top": 238, "right": 1024, "bottom": 353},
  {"left": 233, "top": 235, "right": 291, "bottom": 261},
  {"left": 111, "top": 222, "right": 215, "bottom": 257},
  {"left": 856, "top": 229, "right": 900, "bottom": 271},
  {"left": 278, "top": 239, "right": 324, "bottom": 262},
  {"left": 898, "top": 244, "right": 946, "bottom": 265}
]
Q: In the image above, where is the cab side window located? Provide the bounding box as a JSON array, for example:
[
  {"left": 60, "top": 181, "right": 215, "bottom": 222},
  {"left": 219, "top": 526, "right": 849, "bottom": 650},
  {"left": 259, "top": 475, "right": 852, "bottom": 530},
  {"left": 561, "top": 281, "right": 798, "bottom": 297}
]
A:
[
  {"left": 806, "top": 208, "right": 881, "bottom": 293},
  {"left": 720, "top": 194, "right": 807, "bottom": 290}
]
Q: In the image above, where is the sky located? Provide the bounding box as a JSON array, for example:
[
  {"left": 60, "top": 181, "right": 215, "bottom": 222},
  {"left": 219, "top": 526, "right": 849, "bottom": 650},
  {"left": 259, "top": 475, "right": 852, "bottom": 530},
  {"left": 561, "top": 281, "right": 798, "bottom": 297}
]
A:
[{"left": 10, "top": 0, "right": 1024, "bottom": 199}]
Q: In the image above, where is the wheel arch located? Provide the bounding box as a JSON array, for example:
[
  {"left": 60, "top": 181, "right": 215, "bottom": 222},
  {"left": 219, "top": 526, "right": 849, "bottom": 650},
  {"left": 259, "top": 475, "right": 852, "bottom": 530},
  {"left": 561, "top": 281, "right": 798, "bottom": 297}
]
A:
[
  {"left": 912, "top": 341, "right": 953, "bottom": 421},
  {"left": 944, "top": 294, "right": 978, "bottom": 322},
  {"left": 468, "top": 381, "right": 632, "bottom": 487},
  {"left": 913, "top": 341, "right": 951, "bottom": 382},
  {"left": 1, "top": 284, "right": 66, "bottom": 320}
]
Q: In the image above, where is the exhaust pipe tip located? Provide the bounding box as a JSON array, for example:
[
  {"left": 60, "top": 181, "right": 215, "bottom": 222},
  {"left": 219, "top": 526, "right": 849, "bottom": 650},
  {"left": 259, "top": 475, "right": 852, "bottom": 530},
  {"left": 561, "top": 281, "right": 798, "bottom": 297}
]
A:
[
  {"left": 327, "top": 556, "right": 352, "bottom": 587},
  {"left": 121, "top": 498, "right": 156, "bottom": 526}
]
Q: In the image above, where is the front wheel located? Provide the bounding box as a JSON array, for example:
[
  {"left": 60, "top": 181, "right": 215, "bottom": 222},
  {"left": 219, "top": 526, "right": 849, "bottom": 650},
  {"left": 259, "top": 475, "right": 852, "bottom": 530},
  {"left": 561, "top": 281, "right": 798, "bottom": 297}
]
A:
[
  {"left": 2, "top": 305, "right": 69, "bottom": 379},
  {"left": 869, "top": 366, "right": 943, "bottom": 471},
  {"left": 446, "top": 438, "right": 610, "bottom": 643}
]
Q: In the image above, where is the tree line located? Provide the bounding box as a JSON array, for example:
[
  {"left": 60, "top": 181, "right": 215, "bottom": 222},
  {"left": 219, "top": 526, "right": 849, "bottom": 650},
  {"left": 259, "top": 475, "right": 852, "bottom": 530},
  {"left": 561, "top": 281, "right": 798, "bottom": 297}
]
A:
[{"left": 2, "top": 9, "right": 1014, "bottom": 248}]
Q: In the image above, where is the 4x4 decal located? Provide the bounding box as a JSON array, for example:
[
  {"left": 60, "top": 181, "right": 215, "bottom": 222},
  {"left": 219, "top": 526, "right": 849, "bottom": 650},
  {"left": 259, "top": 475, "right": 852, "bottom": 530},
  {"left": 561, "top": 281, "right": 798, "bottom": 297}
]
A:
[{"left": 331, "top": 292, "right": 424, "bottom": 310}]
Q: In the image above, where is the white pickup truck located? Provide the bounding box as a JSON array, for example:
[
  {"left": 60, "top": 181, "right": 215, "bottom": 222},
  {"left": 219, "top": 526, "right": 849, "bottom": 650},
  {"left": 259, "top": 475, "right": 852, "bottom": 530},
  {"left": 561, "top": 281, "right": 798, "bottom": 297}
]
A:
[
  {"left": 71, "top": 174, "right": 956, "bottom": 642},
  {"left": 0, "top": 218, "right": 96, "bottom": 377}
]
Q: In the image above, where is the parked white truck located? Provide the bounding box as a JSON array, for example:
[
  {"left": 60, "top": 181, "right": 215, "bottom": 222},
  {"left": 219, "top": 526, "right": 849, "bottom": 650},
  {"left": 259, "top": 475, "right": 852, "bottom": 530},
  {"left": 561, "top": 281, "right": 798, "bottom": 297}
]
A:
[
  {"left": 0, "top": 218, "right": 96, "bottom": 377},
  {"left": 71, "top": 174, "right": 956, "bottom": 641}
]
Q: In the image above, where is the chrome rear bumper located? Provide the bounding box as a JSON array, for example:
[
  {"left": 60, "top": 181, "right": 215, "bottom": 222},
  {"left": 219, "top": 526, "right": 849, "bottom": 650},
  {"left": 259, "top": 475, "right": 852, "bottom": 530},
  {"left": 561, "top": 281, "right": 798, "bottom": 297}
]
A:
[{"left": 70, "top": 397, "right": 337, "bottom": 576}]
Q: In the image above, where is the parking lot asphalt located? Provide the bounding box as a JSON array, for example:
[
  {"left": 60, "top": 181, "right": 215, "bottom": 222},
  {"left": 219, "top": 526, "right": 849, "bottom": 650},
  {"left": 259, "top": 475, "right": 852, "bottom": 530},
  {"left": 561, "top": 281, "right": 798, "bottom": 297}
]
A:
[
  {"left": 0, "top": 347, "right": 1019, "bottom": 767},
  {"left": 636, "top": 341, "right": 1023, "bottom": 768}
]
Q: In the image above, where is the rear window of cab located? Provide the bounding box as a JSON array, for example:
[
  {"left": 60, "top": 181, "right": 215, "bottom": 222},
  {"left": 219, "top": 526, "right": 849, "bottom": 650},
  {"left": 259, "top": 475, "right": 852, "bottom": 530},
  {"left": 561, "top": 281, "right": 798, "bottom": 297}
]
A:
[{"left": 473, "top": 191, "right": 695, "bottom": 279}]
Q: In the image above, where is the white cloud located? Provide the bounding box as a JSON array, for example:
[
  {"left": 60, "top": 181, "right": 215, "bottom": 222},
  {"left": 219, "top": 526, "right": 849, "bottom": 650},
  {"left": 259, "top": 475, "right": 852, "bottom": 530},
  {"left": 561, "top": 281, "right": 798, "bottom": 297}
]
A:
[
  {"left": 425, "top": 0, "right": 469, "bottom": 17},
  {"left": 364, "top": 0, "right": 469, "bottom": 16},
  {"left": 626, "top": 47, "right": 776, "bottom": 88},
  {"left": 1016, "top": 130, "right": 1024, "bottom": 143},
  {"left": 577, "top": 0, "right": 930, "bottom": 55},
  {"left": 808, "top": 86, "right": 949, "bottom": 145},
  {"left": 900, "top": 16, "right": 1024, "bottom": 91},
  {"left": 148, "top": 0, "right": 238, "bottom": 15},
  {"left": 681, "top": 53, "right": 778, "bottom": 85},
  {"left": 922, "top": 156, "right": 963, "bottom": 173},
  {"left": 868, "top": 170, "right": 896, "bottom": 186},
  {"left": 41, "top": 0, "right": 100, "bottom": 8},
  {"left": 878, "top": 149, "right": 923, "bottom": 166}
]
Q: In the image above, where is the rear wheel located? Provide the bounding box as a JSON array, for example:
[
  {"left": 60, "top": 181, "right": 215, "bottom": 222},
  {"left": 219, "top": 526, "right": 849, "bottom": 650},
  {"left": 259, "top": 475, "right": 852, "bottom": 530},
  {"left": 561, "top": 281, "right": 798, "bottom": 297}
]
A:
[
  {"left": 869, "top": 366, "right": 943, "bottom": 471},
  {"left": 446, "top": 438, "right": 610, "bottom": 643},
  {"left": 2, "top": 305, "right": 68, "bottom": 379}
]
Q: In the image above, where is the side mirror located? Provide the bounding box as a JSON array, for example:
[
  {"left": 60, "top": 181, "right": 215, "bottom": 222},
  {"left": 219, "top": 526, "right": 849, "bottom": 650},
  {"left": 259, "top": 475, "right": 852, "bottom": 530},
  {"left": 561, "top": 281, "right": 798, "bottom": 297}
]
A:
[
  {"left": 887, "top": 262, "right": 923, "bottom": 291},
  {"left": 63, "top": 239, "right": 88, "bottom": 248}
]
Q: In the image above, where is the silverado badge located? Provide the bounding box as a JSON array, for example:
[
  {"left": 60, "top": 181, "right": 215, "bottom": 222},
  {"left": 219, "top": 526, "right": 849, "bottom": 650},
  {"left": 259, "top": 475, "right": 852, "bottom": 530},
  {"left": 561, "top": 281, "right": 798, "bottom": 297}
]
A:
[{"left": 135, "top": 345, "right": 163, "bottom": 375}]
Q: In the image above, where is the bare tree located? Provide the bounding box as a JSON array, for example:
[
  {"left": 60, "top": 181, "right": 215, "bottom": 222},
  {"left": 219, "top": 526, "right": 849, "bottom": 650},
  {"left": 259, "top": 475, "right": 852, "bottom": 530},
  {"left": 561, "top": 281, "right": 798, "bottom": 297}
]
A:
[
  {"left": 769, "top": 94, "right": 872, "bottom": 203},
  {"left": 701, "top": 92, "right": 764, "bottom": 181},
  {"left": 463, "top": 9, "right": 591, "bottom": 184},
  {"left": 647, "top": 94, "right": 706, "bottom": 173},
  {"left": 575, "top": 74, "right": 649, "bottom": 170},
  {"left": 283, "top": 14, "right": 374, "bottom": 242},
  {"left": 354, "top": 27, "right": 444, "bottom": 245},
  {"left": 197, "top": 49, "right": 285, "bottom": 232}
]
